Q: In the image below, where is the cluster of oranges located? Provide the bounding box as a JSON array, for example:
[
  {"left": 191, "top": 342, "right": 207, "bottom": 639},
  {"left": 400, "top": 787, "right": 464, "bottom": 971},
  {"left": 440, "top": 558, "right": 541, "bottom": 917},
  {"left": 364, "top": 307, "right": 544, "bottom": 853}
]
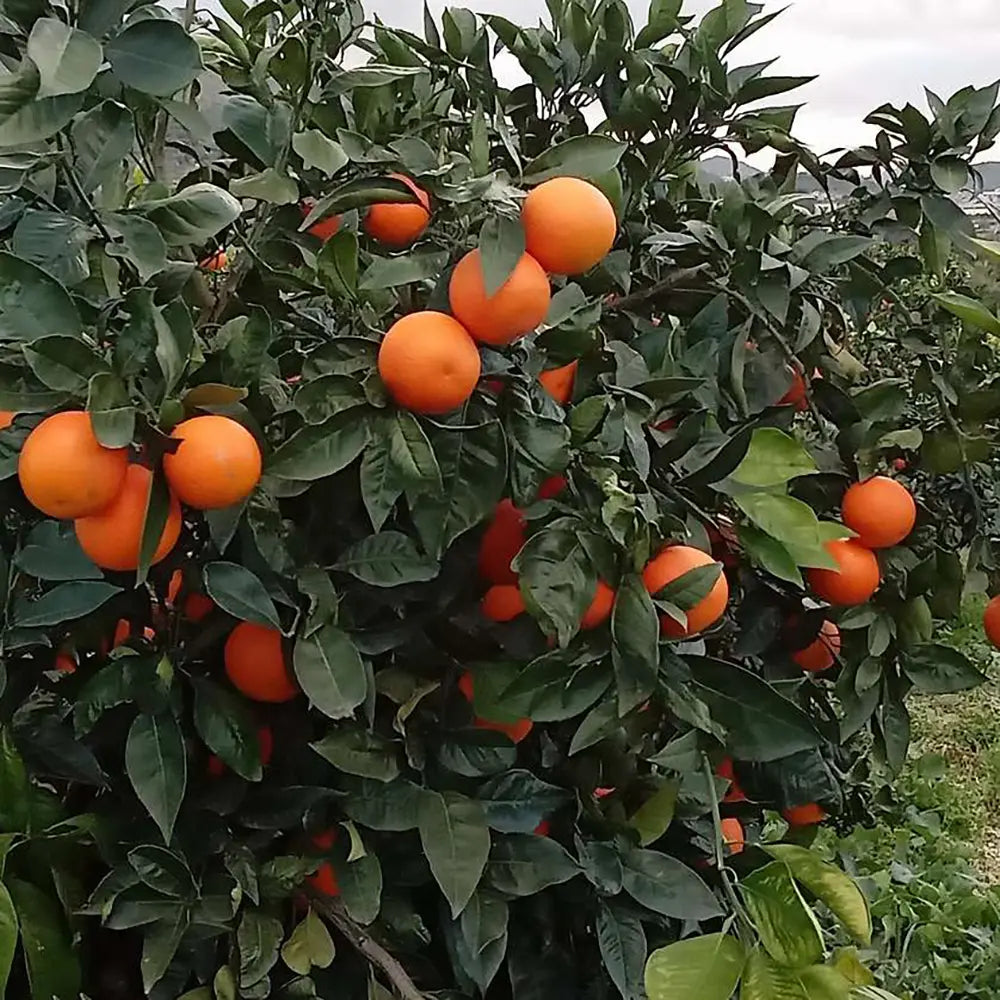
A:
[
  {"left": 370, "top": 175, "right": 617, "bottom": 415},
  {"left": 16, "top": 411, "right": 262, "bottom": 572}
]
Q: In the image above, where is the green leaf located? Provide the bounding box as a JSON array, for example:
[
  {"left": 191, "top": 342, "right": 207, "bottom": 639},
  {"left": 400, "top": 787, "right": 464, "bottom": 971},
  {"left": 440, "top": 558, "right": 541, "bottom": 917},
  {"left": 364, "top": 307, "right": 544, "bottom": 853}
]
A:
[
  {"left": 12, "top": 581, "right": 121, "bottom": 627},
  {"left": 476, "top": 769, "right": 572, "bottom": 833},
  {"left": 106, "top": 18, "right": 202, "bottom": 96},
  {"left": 87, "top": 372, "right": 135, "bottom": 448},
  {"left": 418, "top": 791, "right": 490, "bottom": 917},
  {"left": 0, "top": 252, "right": 81, "bottom": 339},
  {"left": 731, "top": 428, "right": 818, "bottom": 487},
  {"left": 125, "top": 712, "right": 186, "bottom": 844},
  {"left": 629, "top": 780, "right": 679, "bottom": 847},
  {"left": 339, "top": 852, "right": 382, "bottom": 925},
  {"left": 8, "top": 878, "right": 80, "bottom": 1000},
  {"left": 281, "top": 909, "right": 335, "bottom": 975},
  {"left": 740, "top": 861, "right": 824, "bottom": 967},
  {"left": 334, "top": 531, "right": 439, "bottom": 587},
  {"left": 328, "top": 64, "right": 426, "bottom": 93},
  {"left": 293, "top": 130, "right": 348, "bottom": 176},
  {"left": 12, "top": 209, "right": 91, "bottom": 287},
  {"left": 900, "top": 643, "right": 986, "bottom": 693},
  {"left": 0, "top": 58, "right": 39, "bottom": 121},
  {"left": 479, "top": 215, "right": 526, "bottom": 297},
  {"left": 611, "top": 574, "right": 659, "bottom": 714},
  {"left": 316, "top": 230, "right": 359, "bottom": 300},
  {"left": 128, "top": 845, "right": 196, "bottom": 898},
  {"left": 342, "top": 777, "right": 423, "bottom": 832},
  {"left": 740, "top": 950, "right": 851, "bottom": 1000},
  {"left": 193, "top": 678, "right": 261, "bottom": 782},
  {"left": 71, "top": 100, "right": 135, "bottom": 194},
  {"left": 645, "top": 933, "right": 747, "bottom": 1000},
  {"left": 0, "top": 882, "right": 17, "bottom": 996},
  {"left": 387, "top": 411, "right": 441, "bottom": 492},
  {"left": 793, "top": 233, "right": 871, "bottom": 272},
  {"left": 267, "top": 410, "right": 370, "bottom": 480},
  {"left": 136, "top": 463, "right": 172, "bottom": 586},
  {"left": 523, "top": 135, "right": 627, "bottom": 184},
  {"left": 15, "top": 521, "right": 101, "bottom": 581},
  {"left": 203, "top": 562, "right": 282, "bottom": 630},
  {"left": 359, "top": 435, "right": 402, "bottom": 531},
  {"left": 620, "top": 848, "right": 722, "bottom": 920},
  {"left": 739, "top": 526, "right": 803, "bottom": 587},
  {"left": 23, "top": 334, "right": 109, "bottom": 392},
  {"left": 688, "top": 657, "right": 822, "bottom": 761},
  {"left": 597, "top": 901, "right": 646, "bottom": 1000},
  {"left": 930, "top": 155, "right": 968, "bottom": 194},
  {"left": 293, "top": 625, "right": 367, "bottom": 720},
  {"left": 735, "top": 75, "right": 815, "bottom": 105},
  {"left": 735, "top": 493, "right": 830, "bottom": 568},
  {"left": 0, "top": 92, "right": 82, "bottom": 146},
  {"left": 455, "top": 888, "right": 507, "bottom": 992},
  {"left": 231, "top": 167, "right": 298, "bottom": 204},
  {"left": 299, "top": 177, "right": 420, "bottom": 230},
  {"left": 136, "top": 183, "right": 241, "bottom": 245},
  {"left": 763, "top": 844, "right": 872, "bottom": 946},
  {"left": 237, "top": 909, "right": 283, "bottom": 988},
  {"left": 655, "top": 563, "right": 723, "bottom": 611},
  {"left": 359, "top": 251, "right": 447, "bottom": 290},
  {"left": 932, "top": 291, "right": 1000, "bottom": 336},
  {"left": 311, "top": 726, "right": 399, "bottom": 782},
  {"left": 141, "top": 908, "right": 188, "bottom": 993},
  {"left": 26, "top": 18, "right": 102, "bottom": 97},
  {"left": 439, "top": 730, "right": 516, "bottom": 777},
  {"left": 486, "top": 833, "right": 580, "bottom": 896}
]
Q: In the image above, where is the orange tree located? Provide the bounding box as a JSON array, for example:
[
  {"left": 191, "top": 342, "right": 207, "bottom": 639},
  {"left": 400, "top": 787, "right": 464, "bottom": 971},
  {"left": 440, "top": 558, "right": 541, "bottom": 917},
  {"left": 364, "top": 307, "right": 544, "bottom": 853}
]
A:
[{"left": 0, "top": 0, "right": 995, "bottom": 997}]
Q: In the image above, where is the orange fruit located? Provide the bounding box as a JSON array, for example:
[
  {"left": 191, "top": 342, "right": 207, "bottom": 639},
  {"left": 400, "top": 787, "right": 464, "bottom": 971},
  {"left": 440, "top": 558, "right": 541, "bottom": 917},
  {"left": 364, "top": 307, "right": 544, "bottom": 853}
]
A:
[
  {"left": 18, "top": 411, "right": 128, "bottom": 519},
  {"left": 533, "top": 820, "right": 551, "bottom": 836},
  {"left": 224, "top": 622, "right": 297, "bottom": 703},
  {"left": 721, "top": 817, "right": 745, "bottom": 855},
  {"left": 717, "top": 757, "right": 748, "bottom": 804},
  {"left": 478, "top": 500, "right": 526, "bottom": 586},
  {"left": 458, "top": 670, "right": 533, "bottom": 743},
  {"left": 185, "top": 593, "right": 214, "bottom": 622},
  {"left": 778, "top": 367, "right": 808, "bottom": 411},
  {"left": 580, "top": 581, "right": 614, "bottom": 630},
  {"left": 482, "top": 584, "right": 526, "bottom": 622},
  {"left": 642, "top": 545, "right": 729, "bottom": 638},
  {"left": 806, "top": 540, "right": 880, "bottom": 606},
  {"left": 783, "top": 803, "right": 826, "bottom": 827},
  {"left": 308, "top": 829, "right": 340, "bottom": 896},
  {"left": 54, "top": 652, "right": 76, "bottom": 674},
  {"left": 537, "top": 475, "right": 567, "bottom": 500},
  {"left": 841, "top": 476, "right": 916, "bottom": 549},
  {"left": 521, "top": 176, "right": 617, "bottom": 275},
  {"left": 163, "top": 415, "right": 262, "bottom": 510},
  {"left": 301, "top": 200, "right": 341, "bottom": 241},
  {"left": 539, "top": 360, "right": 578, "bottom": 405},
  {"left": 364, "top": 174, "right": 431, "bottom": 248},
  {"left": 377, "top": 311, "right": 481, "bottom": 414},
  {"left": 985, "top": 596, "right": 1000, "bottom": 649},
  {"left": 792, "top": 620, "right": 841, "bottom": 673},
  {"left": 0, "top": 411, "right": 15, "bottom": 430},
  {"left": 448, "top": 250, "right": 551, "bottom": 346},
  {"left": 75, "top": 464, "right": 181, "bottom": 571},
  {"left": 200, "top": 250, "right": 227, "bottom": 271}
]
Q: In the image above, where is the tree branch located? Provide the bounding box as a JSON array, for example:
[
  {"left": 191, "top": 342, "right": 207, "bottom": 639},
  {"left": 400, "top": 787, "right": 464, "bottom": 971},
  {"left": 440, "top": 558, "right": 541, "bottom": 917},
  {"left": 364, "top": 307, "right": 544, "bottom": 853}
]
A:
[
  {"left": 311, "top": 897, "right": 426, "bottom": 1000},
  {"left": 608, "top": 264, "right": 711, "bottom": 312}
]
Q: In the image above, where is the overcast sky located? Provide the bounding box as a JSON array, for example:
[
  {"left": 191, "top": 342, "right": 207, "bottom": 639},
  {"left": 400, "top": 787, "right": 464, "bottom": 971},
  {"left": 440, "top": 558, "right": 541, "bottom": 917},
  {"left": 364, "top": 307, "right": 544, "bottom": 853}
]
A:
[{"left": 367, "top": 0, "right": 1000, "bottom": 158}]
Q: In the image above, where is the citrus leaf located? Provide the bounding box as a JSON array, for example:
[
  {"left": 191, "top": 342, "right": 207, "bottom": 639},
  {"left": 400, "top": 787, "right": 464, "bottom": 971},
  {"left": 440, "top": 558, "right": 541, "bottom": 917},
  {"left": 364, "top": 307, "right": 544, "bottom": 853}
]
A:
[
  {"left": 293, "top": 625, "right": 367, "bottom": 720},
  {"left": 645, "top": 933, "right": 747, "bottom": 1000},
  {"left": 203, "top": 562, "right": 282, "bottom": 630},
  {"left": 418, "top": 791, "right": 489, "bottom": 917},
  {"left": 125, "top": 712, "right": 186, "bottom": 844}
]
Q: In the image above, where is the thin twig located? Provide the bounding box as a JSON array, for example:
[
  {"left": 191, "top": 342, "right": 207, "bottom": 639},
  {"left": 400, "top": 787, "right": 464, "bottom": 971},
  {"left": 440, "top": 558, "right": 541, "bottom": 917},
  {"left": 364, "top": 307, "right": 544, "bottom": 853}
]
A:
[
  {"left": 56, "top": 136, "right": 114, "bottom": 243},
  {"left": 608, "top": 264, "right": 711, "bottom": 312},
  {"left": 311, "top": 897, "right": 426, "bottom": 1000}
]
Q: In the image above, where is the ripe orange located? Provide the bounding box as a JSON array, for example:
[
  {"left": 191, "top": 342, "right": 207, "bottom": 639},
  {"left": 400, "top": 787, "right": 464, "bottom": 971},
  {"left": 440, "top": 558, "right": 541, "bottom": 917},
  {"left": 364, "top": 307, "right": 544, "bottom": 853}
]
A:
[
  {"left": 166, "top": 569, "right": 214, "bottom": 621},
  {"left": 458, "top": 670, "right": 533, "bottom": 744},
  {"left": 54, "top": 652, "right": 76, "bottom": 674},
  {"left": 537, "top": 475, "right": 567, "bottom": 500},
  {"left": 301, "top": 200, "right": 340, "bottom": 241},
  {"left": 539, "top": 360, "right": 578, "bottom": 405},
  {"left": 75, "top": 465, "right": 181, "bottom": 571},
  {"left": 18, "top": 411, "right": 128, "bottom": 519},
  {"left": 534, "top": 820, "right": 551, "bottom": 836},
  {"left": 448, "top": 250, "right": 551, "bottom": 346},
  {"left": 783, "top": 803, "right": 826, "bottom": 827},
  {"left": 200, "top": 250, "right": 227, "bottom": 271},
  {"left": 806, "top": 540, "right": 880, "bottom": 606},
  {"left": 721, "top": 817, "right": 745, "bottom": 855},
  {"left": 841, "top": 476, "right": 916, "bottom": 549},
  {"left": 478, "top": 499, "right": 525, "bottom": 586},
  {"left": 778, "top": 367, "right": 808, "bottom": 411},
  {"left": 792, "top": 620, "right": 841, "bottom": 673},
  {"left": 717, "top": 757, "right": 748, "bottom": 804},
  {"left": 224, "top": 622, "right": 297, "bottom": 703},
  {"left": 163, "top": 415, "right": 262, "bottom": 510},
  {"left": 642, "top": 545, "right": 729, "bottom": 638},
  {"left": 364, "top": 174, "right": 431, "bottom": 248},
  {"left": 0, "top": 411, "right": 15, "bottom": 430},
  {"left": 580, "top": 581, "right": 614, "bottom": 630},
  {"left": 521, "top": 176, "right": 617, "bottom": 275},
  {"left": 482, "top": 584, "right": 526, "bottom": 622},
  {"left": 308, "top": 829, "right": 340, "bottom": 897},
  {"left": 377, "top": 311, "right": 481, "bottom": 414},
  {"left": 985, "top": 596, "right": 1000, "bottom": 649}
]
